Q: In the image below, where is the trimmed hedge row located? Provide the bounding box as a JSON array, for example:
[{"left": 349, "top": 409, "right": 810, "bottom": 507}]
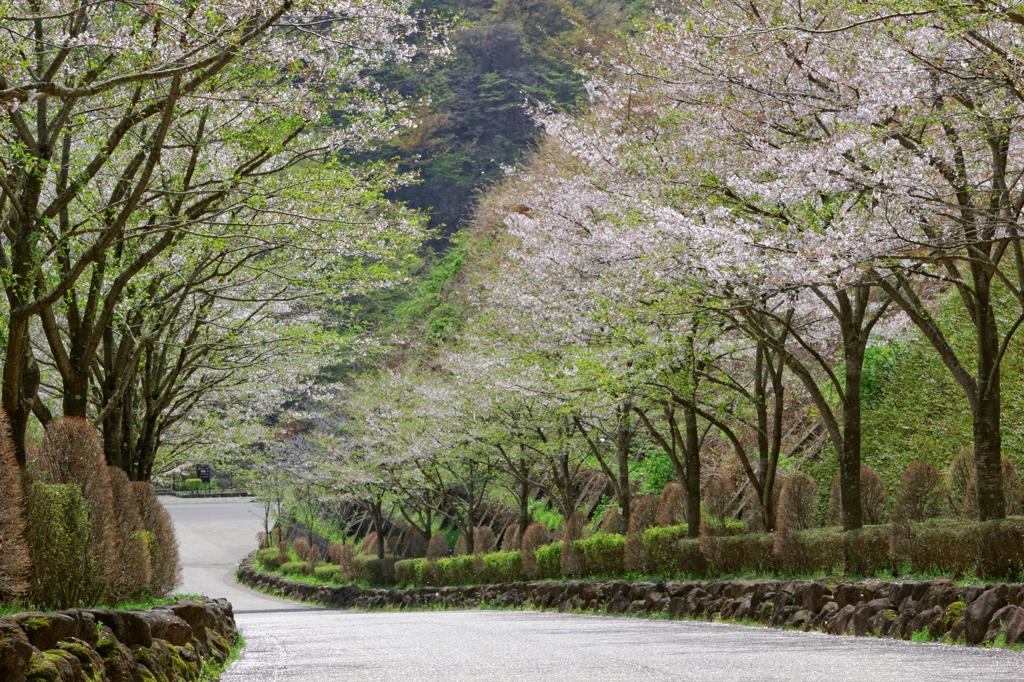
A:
[{"left": 392, "top": 517, "right": 1024, "bottom": 588}]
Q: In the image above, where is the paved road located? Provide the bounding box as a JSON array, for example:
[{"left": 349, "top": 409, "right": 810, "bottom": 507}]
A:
[{"left": 164, "top": 498, "right": 1024, "bottom": 681}]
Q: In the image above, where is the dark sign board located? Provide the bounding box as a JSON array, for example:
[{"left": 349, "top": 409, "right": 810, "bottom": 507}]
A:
[{"left": 196, "top": 465, "right": 211, "bottom": 484}]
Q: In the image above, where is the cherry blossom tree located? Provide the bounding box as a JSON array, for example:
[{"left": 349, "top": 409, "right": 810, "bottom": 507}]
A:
[{"left": 0, "top": 0, "right": 433, "bottom": 464}]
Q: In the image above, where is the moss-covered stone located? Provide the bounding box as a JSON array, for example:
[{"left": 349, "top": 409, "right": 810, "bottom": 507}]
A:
[
  {"left": 169, "top": 644, "right": 199, "bottom": 680},
  {"left": 96, "top": 628, "right": 141, "bottom": 682},
  {"left": 945, "top": 601, "right": 966, "bottom": 630},
  {"left": 25, "top": 651, "right": 61, "bottom": 682},
  {"left": 19, "top": 617, "right": 52, "bottom": 632},
  {"left": 13, "top": 614, "right": 79, "bottom": 653},
  {"left": 7, "top": 598, "right": 237, "bottom": 682},
  {"left": 205, "top": 629, "right": 230, "bottom": 664},
  {"left": 56, "top": 639, "right": 105, "bottom": 682},
  {"left": 0, "top": 619, "right": 35, "bottom": 681}
]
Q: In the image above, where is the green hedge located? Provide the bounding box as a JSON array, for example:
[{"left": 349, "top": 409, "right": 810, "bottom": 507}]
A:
[
  {"left": 789, "top": 527, "right": 844, "bottom": 574},
  {"left": 844, "top": 525, "right": 893, "bottom": 576},
  {"left": 313, "top": 564, "right": 341, "bottom": 582},
  {"left": 184, "top": 478, "right": 203, "bottom": 491},
  {"left": 978, "top": 518, "right": 1024, "bottom": 579},
  {"left": 23, "top": 482, "right": 92, "bottom": 610},
  {"left": 363, "top": 557, "right": 399, "bottom": 584},
  {"left": 280, "top": 561, "right": 312, "bottom": 576},
  {"left": 702, "top": 533, "right": 776, "bottom": 575},
  {"left": 907, "top": 519, "right": 979, "bottom": 576},
  {"left": 395, "top": 559, "right": 425, "bottom": 587},
  {"left": 574, "top": 534, "right": 625, "bottom": 577},
  {"left": 256, "top": 547, "right": 282, "bottom": 569},
  {"left": 482, "top": 551, "right": 524, "bottom": 583},
  {"left": 273, "top": 518, "right": 1024, "bottom": 591},
  {"left": 643, "top": 525, "right": 690, "bottom": 575},
  {"left": 535, "top": 541, "right": 563, "bottom": 580},
  {"left": 437, "top": 555, "right": 480, "bottom": 585}
]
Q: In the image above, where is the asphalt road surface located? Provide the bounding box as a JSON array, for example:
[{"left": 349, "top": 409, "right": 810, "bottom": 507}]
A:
[{"left": 164, "top": 497, "right": 1024, "bottom": 681}]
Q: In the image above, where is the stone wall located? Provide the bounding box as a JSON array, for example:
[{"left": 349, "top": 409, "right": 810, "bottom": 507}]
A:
[
  {"left": 0, "top": 597, "right": 238, "bottom": 682},
  {"left": 238, "top": 556, "right": 1024, "bottom": 646}
]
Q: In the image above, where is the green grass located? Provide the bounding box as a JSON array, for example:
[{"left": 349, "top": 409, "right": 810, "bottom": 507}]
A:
[
  {"left": 805, "top": 286, "right": 1024, "bottom": 500},
  {"left": 0, "top": 593, "right": 205, "bottom": 617},
  {"left": 200, "top": 634, "right": 246, "bottom": 681},
  {"left": 910, "top": 629, "right": 935, "bottom": 643}
]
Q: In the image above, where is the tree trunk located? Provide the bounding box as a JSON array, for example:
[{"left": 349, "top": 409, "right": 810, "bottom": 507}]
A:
[
  {"left": 616, "top": 411, "right": 633, "bottom": 532},
  {"left": 975, "top": 275, "right": 1005, "bottom": 519},
  {"left": 135, "top": 413, "right": 159, "bottom": 481},
  {"left": 683, "top": 404, "right": 701, "bottom": 538},
  {"left": 518, "top": 470, "right": 531, "bottom": 533},
  {"left": 373, "top": 502, "right": 386, "bottom": 560},
  {"left": 62, "top": 371, "right": 90, "bottom": 419},
  {"left": 841, "top": 340, "right": 865, "bottom": 531},
  {"left": 2, "top": 320, "right": 33, "bottom": 466}
]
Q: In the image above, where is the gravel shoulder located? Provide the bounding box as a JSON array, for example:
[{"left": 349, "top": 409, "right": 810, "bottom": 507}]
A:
[{"left": 164, "top": 498, "right": 1024, "bottom": 681}]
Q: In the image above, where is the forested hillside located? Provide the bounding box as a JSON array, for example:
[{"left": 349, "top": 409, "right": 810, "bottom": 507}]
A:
[
  {"left": 6, "top": 0, "right": 1024, "bottom": 592},
  {"left": 304, "top": 0, "right": 1024, "bottom": 563},
  {"left": 376, "top": 0, "right": 649, "bottom": 237}
]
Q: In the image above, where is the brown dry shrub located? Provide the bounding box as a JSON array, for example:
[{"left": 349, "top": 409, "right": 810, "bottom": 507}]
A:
[
  {"left": 965, "top": 476, "right": 981, "bottom": 520},
  {"left": 944, "top": 453, "right": 1022, "bottom": 519},
  {"left": 293, "top": 536, "right": 312, "bottom": 562},
  {"left": 598, "top": 507, "right": 623, "bottom": 535},
  {"left": 702, "top": 475, "right": 735, "bottom": 534},
  {"left": 474, "top": 526, "right": 497, "bottom": 555},
  {"left": 0, "top": 408, "right": 29, "bottom": 600},
  {"left": 271, "top": 527, "right": 283, "bottom": 543},
  {"left": 655, "top": 483, "right": 687, "bottom": 527},
  {"left": 520, "top": 522, "right": 550, "bottom": 577},
  {"left": 773, "top": 474, "right": 820, "bottom": 569},
  {"left": 624, "top": 495, "right": 658, "bottom": 572},
  {"left": 393, "top": 527, "right": 428, "bottom": 559},
  {"left": 741, "top": 477, "right": 775, "bottom": 534},
  {"left": 360, "top": 531, "right": 379, "bottom": 555},
  {"left": 308, "top": 542, "right": 325, "bottom": 566},
  {"left": 338, "top": 543, "right": 356, "bottom": 577},
  {"left": 133, "top": 482, "right": 182, "bottom": 596},
  {"left": 278, "top": 539, "right": 290, "bottom": 558},
  {"left": 861, "top": 467, "right": 889, "bottom": 524},
  {"left": 453, "top": 533, "right": 468, "bottom": 556},
  {"left": 892, "top": 461, "right": 945, "bottom": 559},
  {"left": 826, "top": 474, "right": 842, "bottom": 526},
  {"left": 776, "top": 474, "right": 819, "bottom": 533},
  {"left": 426, "top": 531, "right": 450, "bottom": 560},
  {"left": 894, "top": 462, "right": 945, "bottom": 523},
  {"left": 1002, "top": 458, "right": 1024, "bottom": 516},
  {"left": 560, "top": 511, "right": 586, "bottom": 576},
  {"left": 37, "top": 418, "right": 118, "bottom": 603},
  {"left": 947, "top": 448, "right": 976, "bottom": 519},
  {"left": 362, "top": 528, "right": 389, "bottom": 557},
  {"left": 257, "top": 532, "right": 269, "bottom": 550},
  {"left": 827, "top": 466, "right": 889, "bottom": 526},
  {"left": 108, "top": 467, "right": 152, "bottom": 602},
  {"left": 500, "top": 524, "right": 521, "bottom": 551},
  {"left": 329, "top": 542, "right": 343, "bottom": 564}
]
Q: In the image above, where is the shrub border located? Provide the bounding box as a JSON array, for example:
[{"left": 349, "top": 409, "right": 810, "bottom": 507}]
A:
[{"left": 235, "top": 554, "right": 1024, "bottom": 648}]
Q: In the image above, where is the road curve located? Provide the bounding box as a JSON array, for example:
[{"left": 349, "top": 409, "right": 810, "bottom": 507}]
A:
[{"left": 164, "top": 497, "right": 1024, "bottom": 681}]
